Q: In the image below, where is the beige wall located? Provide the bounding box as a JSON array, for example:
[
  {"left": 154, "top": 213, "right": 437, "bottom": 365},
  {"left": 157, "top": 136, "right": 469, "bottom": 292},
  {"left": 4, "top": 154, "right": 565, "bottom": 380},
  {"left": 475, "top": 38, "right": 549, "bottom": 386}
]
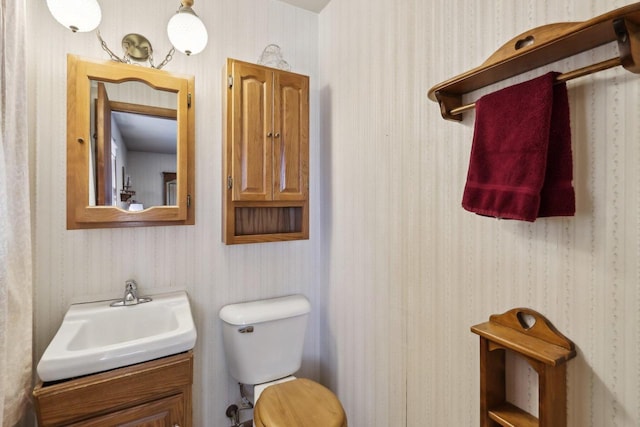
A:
[
  {"left": 318, "top": 0, "right": 640, "bottom": 426},
  {"left": 28, "top": 0, "right": 640, "bottom": 426},
  {"left": 28, "top": 0, "right": 320, "bottom": 426}
]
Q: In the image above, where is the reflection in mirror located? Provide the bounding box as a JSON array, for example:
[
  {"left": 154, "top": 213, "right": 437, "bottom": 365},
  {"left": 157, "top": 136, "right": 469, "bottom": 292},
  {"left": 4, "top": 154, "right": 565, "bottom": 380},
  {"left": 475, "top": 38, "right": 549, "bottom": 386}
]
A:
[
  {"left": 90, "top": 80, "right": 178, "bottom": 210},
  {"left": 163, "top": 172, "right": 177, "bottom": 205},
  {"left": 67, "top": 54, "right": 195, "bottom": 229}
]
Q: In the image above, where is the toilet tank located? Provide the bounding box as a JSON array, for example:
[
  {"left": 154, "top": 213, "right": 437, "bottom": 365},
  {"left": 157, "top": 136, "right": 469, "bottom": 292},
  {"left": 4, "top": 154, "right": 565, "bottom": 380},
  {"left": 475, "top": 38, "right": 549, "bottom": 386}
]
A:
[{"left": 219, "top": 294, "right": 311, "bottom": 385}]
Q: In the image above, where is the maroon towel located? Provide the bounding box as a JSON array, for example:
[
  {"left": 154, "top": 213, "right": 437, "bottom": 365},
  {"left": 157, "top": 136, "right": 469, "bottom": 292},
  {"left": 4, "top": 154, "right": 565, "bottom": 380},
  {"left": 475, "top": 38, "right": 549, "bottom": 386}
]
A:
[{"left": 462, "top": 72, "right": 575, "bottom": 221}]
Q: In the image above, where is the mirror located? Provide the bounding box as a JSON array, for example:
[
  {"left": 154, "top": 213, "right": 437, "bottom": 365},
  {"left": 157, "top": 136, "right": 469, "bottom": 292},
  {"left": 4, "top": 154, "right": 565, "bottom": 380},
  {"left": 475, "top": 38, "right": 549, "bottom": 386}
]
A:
[
  {"left": 67, "top": 54, "right": 195, "bottom": 229},
  {"left": 92, "top": 81, "right": 178, "bottom": 210}
]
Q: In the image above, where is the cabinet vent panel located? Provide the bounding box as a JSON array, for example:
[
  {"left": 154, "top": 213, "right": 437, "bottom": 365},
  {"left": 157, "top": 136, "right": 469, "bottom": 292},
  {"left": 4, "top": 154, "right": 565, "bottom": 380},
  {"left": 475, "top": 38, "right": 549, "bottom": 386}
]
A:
[{"left": 234, "top": 207, "right": 302, "bottom": 235}]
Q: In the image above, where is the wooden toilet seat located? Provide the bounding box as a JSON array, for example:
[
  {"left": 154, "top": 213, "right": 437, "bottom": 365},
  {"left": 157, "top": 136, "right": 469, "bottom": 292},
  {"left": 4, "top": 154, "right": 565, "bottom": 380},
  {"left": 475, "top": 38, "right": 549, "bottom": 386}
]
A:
[{"left": 253, "top": 378, "right": 347, "bottom": 427}]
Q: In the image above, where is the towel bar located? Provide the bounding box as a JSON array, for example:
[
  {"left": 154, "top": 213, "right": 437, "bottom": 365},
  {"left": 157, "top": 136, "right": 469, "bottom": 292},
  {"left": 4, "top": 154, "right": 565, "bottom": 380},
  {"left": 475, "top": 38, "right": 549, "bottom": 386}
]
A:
[
  {"left": 428, "top": 3, "right": 640, "bottom": 121},
  {"left": 448, "top": 57, "right": 623, "bottom": 117}
]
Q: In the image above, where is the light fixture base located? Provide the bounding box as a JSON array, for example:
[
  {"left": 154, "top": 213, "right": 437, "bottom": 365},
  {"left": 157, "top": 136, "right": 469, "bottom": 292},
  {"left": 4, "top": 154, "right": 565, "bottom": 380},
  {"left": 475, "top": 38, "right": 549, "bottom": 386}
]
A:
[
  {"left": 121, "top": 33, "right": 153, "bottom": 62},
  {"left": 98, "top": 31, "right": 175, "bottom": 70}
]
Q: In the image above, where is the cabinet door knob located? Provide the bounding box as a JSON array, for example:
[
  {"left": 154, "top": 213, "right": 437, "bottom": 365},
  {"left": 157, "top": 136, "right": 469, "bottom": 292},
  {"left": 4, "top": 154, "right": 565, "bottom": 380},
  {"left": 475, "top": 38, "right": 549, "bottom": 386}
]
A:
[
  {"left": 267, "top": 132, "right": 273, "bottom": 137},
  {"left": 274, "top": 132, "right": 280, "bottom": 138}
]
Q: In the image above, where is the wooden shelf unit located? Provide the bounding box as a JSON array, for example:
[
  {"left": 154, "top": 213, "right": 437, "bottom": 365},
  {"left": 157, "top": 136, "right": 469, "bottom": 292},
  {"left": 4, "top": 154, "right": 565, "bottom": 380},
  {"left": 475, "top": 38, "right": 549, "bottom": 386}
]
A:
[
  {"left": 471, "top": 308, "right": 576, "bottom": 427},
  {"left": 428, "top": 3, "right": 640, "bottom": 121}
]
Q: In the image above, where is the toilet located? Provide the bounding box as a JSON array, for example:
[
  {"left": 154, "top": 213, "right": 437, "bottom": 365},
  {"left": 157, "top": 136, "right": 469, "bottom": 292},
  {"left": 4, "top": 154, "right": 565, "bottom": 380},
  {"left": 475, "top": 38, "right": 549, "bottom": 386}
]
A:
[{"left": 219, "top": 295, "right": 347, "bottom": 427}]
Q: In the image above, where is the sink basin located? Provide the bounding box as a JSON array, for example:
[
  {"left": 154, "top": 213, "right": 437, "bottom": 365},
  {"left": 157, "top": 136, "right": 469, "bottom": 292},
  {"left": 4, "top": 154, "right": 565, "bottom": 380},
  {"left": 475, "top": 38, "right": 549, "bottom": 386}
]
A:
[{"left": 37, "top": 291, "right": 197, "bottom": 382}]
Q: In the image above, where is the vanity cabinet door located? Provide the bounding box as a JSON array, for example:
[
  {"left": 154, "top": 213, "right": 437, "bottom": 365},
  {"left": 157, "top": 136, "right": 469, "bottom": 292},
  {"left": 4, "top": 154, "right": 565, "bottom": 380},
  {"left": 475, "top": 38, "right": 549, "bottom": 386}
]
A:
[
  {"left": 69, "top": 394, "right": 184, "bottom": 427},
  {"left": 33, "top": 352, "right": 193, "bottom": 427}
]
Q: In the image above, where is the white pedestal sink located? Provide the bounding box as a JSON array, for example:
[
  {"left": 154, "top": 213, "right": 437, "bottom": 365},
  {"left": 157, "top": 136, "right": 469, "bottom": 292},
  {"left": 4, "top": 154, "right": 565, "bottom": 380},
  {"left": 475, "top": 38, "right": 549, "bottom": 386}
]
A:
[{"left": 37, "top": 290, "right": 197, "bottom": 382}]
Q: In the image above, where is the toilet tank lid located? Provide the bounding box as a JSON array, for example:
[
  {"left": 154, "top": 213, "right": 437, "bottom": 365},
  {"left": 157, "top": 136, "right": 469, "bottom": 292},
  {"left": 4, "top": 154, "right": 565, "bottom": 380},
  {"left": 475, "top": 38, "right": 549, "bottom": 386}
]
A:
[{"left": 219, "top": 294, "right": 311, "bottom": 325}]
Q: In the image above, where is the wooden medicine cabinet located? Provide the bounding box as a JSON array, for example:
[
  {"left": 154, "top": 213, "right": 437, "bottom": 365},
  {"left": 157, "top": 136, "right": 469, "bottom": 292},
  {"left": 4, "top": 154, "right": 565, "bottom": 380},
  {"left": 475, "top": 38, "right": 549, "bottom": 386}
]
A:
[
  {"left": 66, "top": 54, "right": 195, "bottom": 229},
  {"left": 222, "top": 58, "right": 309, "bottom": 244}
]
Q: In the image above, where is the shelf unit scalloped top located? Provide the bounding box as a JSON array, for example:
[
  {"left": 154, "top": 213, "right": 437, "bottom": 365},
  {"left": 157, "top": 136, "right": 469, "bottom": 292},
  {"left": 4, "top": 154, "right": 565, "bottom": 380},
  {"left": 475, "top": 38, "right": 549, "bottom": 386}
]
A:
[
  {"left": 428, "top": 2, "right": 640, "bottom": 121},
  {"left": 471, "top": 307, "right": 576, "bottom": 367}
]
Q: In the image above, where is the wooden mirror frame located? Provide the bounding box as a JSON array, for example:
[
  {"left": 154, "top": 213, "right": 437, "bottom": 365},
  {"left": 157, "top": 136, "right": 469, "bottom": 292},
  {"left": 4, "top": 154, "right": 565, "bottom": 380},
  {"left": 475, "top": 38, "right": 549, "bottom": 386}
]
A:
[{"left": 66, "top": 54, "right": 195, "bottom": 229}]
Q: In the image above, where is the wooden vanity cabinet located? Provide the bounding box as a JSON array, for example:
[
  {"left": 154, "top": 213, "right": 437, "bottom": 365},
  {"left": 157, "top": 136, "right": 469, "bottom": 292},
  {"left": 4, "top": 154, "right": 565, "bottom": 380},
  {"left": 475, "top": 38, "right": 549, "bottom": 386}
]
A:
[
  {"left": 223, "top": 58, "right": 309, "bottom": 244},
  {"left": 33, "top": 351, "right": 193, "bottom": 427}
]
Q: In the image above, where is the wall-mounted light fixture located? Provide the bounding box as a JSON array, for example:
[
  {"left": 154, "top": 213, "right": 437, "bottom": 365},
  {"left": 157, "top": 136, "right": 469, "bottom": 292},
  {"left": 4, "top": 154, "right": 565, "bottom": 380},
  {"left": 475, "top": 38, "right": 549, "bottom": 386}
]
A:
[
  {"left": 46, "top": 0, "right": 102, "bottom": 33},
  {"left": 46, "top": 0, "right": 208, "bottom": 69},
  {"left": 167, "top": 0, "right": 208, "bottom": 56}
]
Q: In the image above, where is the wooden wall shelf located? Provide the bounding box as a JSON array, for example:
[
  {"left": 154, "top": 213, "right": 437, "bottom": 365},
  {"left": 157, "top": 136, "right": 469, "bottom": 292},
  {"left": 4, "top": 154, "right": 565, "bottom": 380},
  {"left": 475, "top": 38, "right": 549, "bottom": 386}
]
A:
[
  {"left": 471, "top": 308, "right": 576, "bottom": 427},
  {"left": 428, "top": 3, "right": 640, "bottom": 121}
]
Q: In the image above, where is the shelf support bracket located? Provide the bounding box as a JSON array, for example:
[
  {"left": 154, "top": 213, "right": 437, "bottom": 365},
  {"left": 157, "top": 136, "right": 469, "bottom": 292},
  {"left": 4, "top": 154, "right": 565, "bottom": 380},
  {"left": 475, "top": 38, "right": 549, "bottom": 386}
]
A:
[{"left": 617, "top": 19, "right": 640, "bottom": 73}]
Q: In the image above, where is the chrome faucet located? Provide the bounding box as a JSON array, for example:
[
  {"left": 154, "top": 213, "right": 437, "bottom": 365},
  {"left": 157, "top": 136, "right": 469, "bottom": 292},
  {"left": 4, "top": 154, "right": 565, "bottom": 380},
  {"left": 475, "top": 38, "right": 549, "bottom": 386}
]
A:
[
  {"left": 110, "top": 279, "right": 152, "bottom": 307},
  {"left": 123, "top": 280, "right": 139, "bottom": 305}
]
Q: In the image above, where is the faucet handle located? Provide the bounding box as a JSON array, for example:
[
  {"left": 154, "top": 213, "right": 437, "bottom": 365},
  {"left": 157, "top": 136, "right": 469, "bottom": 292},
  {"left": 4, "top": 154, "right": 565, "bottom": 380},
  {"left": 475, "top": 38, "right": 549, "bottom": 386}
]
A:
[{"left": 125, "top": 279, "right": 137, "bottom": 291}]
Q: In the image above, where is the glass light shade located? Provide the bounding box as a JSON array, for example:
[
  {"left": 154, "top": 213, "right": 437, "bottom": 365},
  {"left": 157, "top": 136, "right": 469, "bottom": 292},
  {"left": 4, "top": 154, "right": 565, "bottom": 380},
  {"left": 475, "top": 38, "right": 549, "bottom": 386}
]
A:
[
  {"left": 46, "top": 0, "right": 102, "bottom": 32},
  {"left": 167, "top": 9, "right": 208, "bottom": 56}
]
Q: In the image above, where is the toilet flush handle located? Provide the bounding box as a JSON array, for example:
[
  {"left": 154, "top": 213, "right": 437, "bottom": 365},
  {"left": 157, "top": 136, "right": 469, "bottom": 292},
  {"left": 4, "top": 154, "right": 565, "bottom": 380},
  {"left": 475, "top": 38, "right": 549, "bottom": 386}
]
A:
[{"left": 238, "top": 326, "right": 254, "bottom": 333}]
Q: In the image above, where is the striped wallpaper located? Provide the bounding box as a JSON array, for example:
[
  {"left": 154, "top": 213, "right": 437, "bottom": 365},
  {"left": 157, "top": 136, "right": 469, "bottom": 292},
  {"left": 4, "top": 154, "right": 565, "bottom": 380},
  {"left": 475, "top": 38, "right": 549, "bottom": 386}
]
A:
[
  {"left": 29, "top": 1, "right": 320, "bottom": 426},
  {"left": 28, "top": 0, "right": 640, "bottom": 425},
  {"left": 319, "top": 0, "right": 640, "bottom": 426}
]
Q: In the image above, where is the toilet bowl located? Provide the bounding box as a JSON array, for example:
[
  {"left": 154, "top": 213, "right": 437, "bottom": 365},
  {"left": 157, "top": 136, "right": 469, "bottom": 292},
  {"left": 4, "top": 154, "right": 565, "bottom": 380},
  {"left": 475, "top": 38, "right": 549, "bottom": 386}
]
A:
[{"left": 219, "top": 295, "right": 347, "bottom": 427}]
